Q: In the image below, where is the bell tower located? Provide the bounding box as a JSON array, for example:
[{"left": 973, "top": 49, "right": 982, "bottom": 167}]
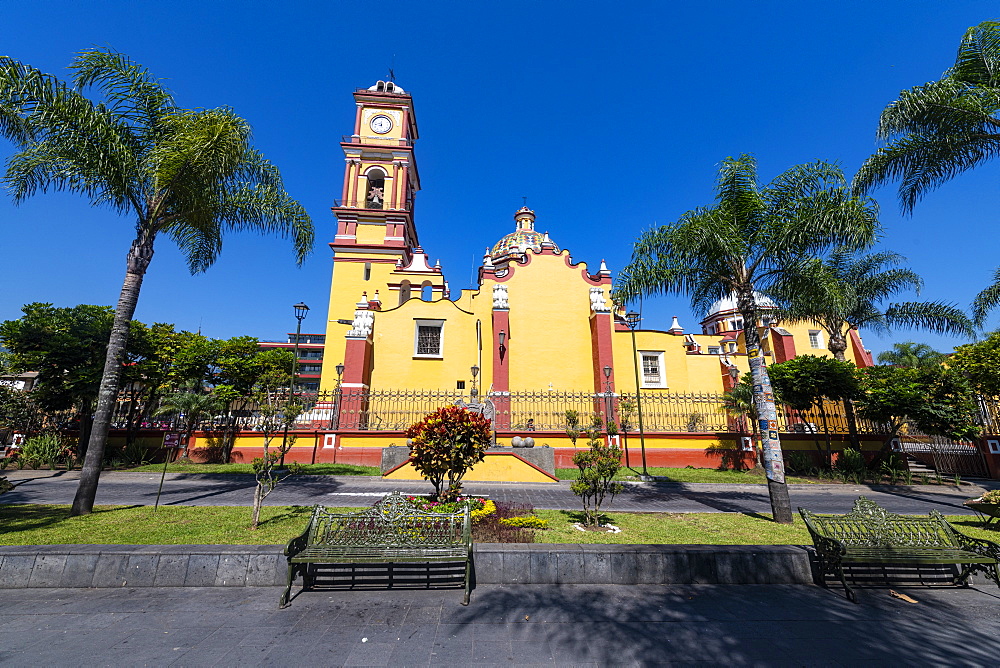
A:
[{"left": 320, "top": 81, "right": 447, "bottom": 392}]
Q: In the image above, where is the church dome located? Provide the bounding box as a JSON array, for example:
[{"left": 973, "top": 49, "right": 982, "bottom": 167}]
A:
[
  {"left": 705, "top": 292, "right": 775, "bottom": 317},
  {"left": 490, "top": 207, "right": 559, "bottom": 261}
]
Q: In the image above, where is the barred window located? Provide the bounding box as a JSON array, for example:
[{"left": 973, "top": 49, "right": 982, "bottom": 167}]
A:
[
  {"left": 640, "top": 351, "right": 665, "bottom": 388},
  {"left": 414, "top": 320, "right": 444, "bottom": 357}
]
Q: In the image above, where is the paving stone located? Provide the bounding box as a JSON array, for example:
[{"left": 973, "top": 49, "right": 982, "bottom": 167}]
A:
[
  {"left": 184, "top": 554, "right": 220, "bottom": 586},
  {"left": 247, "top": 553, "right": 283, "bottom": 586},
  {"left": 59, "top": 554, "right": 100, "bottom": 587},
  {"left": 121, "top": 554, "right": 159, "bottom": 587},
  {"left": 153, "top": 554, "right": 190, "bottom": 587},
  {"left": 215, "top": 554, "right": 250, "bottom": 586},
  {"left": 0, "top": 555, "right": 34, "bottom": 587}
]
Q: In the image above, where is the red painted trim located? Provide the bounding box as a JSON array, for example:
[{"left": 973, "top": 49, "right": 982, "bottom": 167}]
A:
[
  {"left": 848, "top": 329, "right": 873, "bottom": 367},
  {"left": 589, "top": 312, "right": 615, "bottom": 395},
  {"left": 770, "top": 329, "right": 797, "bottom": 363}
]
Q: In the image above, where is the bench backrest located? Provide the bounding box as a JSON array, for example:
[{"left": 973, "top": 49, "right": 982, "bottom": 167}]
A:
[
  {"left": 800, "top": 496, "right": 958, "bottom": 548},
  {"left": 306, "top": 492, "right": 470, "bottom": 549}
]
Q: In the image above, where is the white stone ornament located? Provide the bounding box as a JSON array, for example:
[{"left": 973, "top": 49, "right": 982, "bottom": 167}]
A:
[
  {"left": 589, "top": 287, "right": 610, "bottom": 312},
  {"left": 492, "top": 284, "right": 509, "bottom": 309},
  {"left": 347, "top": 309, "right": 374, "bottom": 338}
]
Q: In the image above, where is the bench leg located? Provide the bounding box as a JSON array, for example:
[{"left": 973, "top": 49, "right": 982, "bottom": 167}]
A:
[
  {"left": 462, "top": 557, "right": 472, "bottom": 606},
  {"left": 834, "top": 565, "right": 857, "bottom": 604},
  {"left": 279, "top": 563, "right": 297, "bottom": 609},
  {"left": 957, "top": 564, "right": 975, "bottom": 587}
]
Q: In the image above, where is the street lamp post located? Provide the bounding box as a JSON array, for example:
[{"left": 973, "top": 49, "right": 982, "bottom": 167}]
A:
[
  {"left": 290, "top": 302, "right": 310, "bottom": 396},
  {"left": 332, "top": 362, "right": 345, "bottom": 430},
  {"left": 625, "top": 310, "right": 651, "bottom": 480},
  {"left": 602, "top": 364, "right": 613, "bottom": 433},
  {"left": 281, "top": 302, "right": 309, "bottom": 467},
  {"left": 470, "top": 365, "right": 480, "bottom": 400}
]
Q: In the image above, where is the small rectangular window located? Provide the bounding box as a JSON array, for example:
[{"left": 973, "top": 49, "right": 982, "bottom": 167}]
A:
[
  {"left": 809, "top": 330, "right": 822, "bottom": 349},
  {"left": 363, "top": 262, "right": 371, "bottom": 281},
  {"left": 639, "top": 351, "right": 666, "bottom": 388},
  {"left": 456, "top": 380, "right": 466, "bottom": 390},
  {"left": 707, "top": 346, "right": 721, "bottom": 355},
  {"left": 414, "top": 320, "right": 444, "bottom": 357}
]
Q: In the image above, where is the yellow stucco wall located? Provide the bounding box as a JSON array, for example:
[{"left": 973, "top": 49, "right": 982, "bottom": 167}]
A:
[
  {"left": 485, "top": 252, "right": 604, "bottom": 392},
  {"left": 384, "top": 452, "right": 557, "bottom": 482}
]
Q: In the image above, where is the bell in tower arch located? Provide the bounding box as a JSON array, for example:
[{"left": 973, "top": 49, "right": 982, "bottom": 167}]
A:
[{"left": 365, "top": 167, "right": 386, "bottom": 209}]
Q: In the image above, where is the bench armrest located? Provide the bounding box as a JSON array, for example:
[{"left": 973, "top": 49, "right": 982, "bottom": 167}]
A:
[
  {"left": 953, "top": 530, "right": 1000, "bottom": 561},
  {"left": 799, "top": 507, "right": 847, "bottom": 561}
]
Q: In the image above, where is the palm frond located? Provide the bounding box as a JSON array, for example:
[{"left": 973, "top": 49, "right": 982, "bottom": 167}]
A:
[
  {"left": 71, "top": 48, "right": 175, "bottom": 133},
  {"left": 972, "top": 266, "right": 1000, "bottom": 325},
  {"left": 953, "top": 21, "right": 1000, "bottom": 86},
  {"left": 883, "top": 301, "right": 977, "bottom": 338}
]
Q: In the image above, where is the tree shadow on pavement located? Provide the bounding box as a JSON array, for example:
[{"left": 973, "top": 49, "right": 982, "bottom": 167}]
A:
[{"left": 447, "top": 583, "right": 1000, "bottom": 665}]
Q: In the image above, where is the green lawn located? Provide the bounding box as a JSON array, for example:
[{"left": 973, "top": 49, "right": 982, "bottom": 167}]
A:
[
  {"left": 3, "top": 503, "right": 996, "bottom": 546},
  {"left": 555, "top": 467, "right": 816, "bottom": 484},
  {"left": 122, "top": 462, "right": 379, "bottom": 476}
]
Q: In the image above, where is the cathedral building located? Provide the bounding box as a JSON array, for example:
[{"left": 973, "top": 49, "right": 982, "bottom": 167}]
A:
[{"left": 284, "top": 80, "right": 875, "bottom": 471}]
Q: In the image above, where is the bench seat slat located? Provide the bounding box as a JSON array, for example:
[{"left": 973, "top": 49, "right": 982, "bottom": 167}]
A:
[{"left": 842, "top": 547, "right": 995, "bottom": 564}]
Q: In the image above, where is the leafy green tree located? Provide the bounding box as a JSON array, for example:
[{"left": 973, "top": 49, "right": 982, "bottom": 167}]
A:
[
  {"left": 768, "top": 248, "right": 974, "bottom": 449},
  {"left": 950, "top": 331, "right": 1000, "bottom": 396},
  {"left": 853, "top": 20, "right": 1000, "bottom": 212},
  {"left": 0, "top": 385, "right": 45, "bottom": 440},
  {"left": 564, "top": 409, "right": 581, "bottom": 448},
  {"left": 614, "top": 155, "right": 878, "bottom": 523},
  {"left": 405, "top": 405, "right": 492, "bottom": 502},
  {"left": 570, "top": 414, "right": 624, "bottom": 526},
  {"left": 855, "top": 365, "right": 980, "bottom": 466},
  {"left": 768, "top": 355, "right": 860, "bottom": 467},
  {"left": 877, "top": 342, "right": 948, "bottom": 369},
  {"left": 0, "top": 50, "right": 313, "bottom": 516}
]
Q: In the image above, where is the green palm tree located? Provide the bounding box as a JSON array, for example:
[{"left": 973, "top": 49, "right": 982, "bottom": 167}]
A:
[
  {"left": 877, "top": 341, "right": 948, "bottom": 369},
  {"left": 0, "top": 50, "right": 313, "bottom": 516},
  {"left": 615, "top": 154, "right": 879, "bottom": 523},
  {"left": 154, "top": 391, "right": 224, "bottom": 459},
  {"left": 853, "top": 20, "right": 1000, "bottom": 211},
  {"left": 769, "top": 248, "right": 974, "bottom": 448},
  {"left": 769, "top": 249, "right": 975, "bottom": 362}
]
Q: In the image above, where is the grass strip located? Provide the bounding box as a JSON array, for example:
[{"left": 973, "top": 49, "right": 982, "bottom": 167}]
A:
[
  {"left": 121, "top": 462, "right": 379, "bottom": 475},
  {"left": 555, "top": 467, "right": 815, "bottom": 484},
  {"left": 2, "top": 504, "right": 996, "bottom": 546}
]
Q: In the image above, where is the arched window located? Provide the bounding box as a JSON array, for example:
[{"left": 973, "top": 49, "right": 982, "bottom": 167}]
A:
[
  {"left": 365, "top": 167, "right": 386, "bottom": 209},
  {"left": 399, "top": 280, "right": 411, "bottom": 305},
  {"left": 421, "top": 283, "right": 433, "bottom": 302}
]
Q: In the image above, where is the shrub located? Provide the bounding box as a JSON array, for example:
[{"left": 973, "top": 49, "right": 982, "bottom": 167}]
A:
[
  {"left": 570, "top": 414, "right": 623, "bottom": 526},
  {"left": 786, "top": 451, "right": 816, "bottom": 475},
  {"left": 0, "top": 476, "right": 11, "bottom": 494},
  {"left": 18, "top": 434, "right": 67, "bottom": 470},
  {"left": 499, "top": 515, "right": 548, "bottom": 529},
  {"left": 835, "top": 447, "right": 868, "bottom": 483},
  {"left": 405, "top": 405, "right": 492, "bottom": 501}
]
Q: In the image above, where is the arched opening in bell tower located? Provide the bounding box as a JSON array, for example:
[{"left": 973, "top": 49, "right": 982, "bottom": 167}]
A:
[
  {"left": 399, "top": 280, "right": 412, "bottom": 305},
  {"left": 365, "top": 167, "right": 387, "bottom": 209}
]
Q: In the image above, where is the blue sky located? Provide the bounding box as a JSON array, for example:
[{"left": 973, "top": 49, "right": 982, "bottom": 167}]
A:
[{"left": 1, "top": 1, "right": 997, "bottom": 356}]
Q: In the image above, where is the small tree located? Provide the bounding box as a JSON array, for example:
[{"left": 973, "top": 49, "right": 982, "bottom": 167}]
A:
[
  {"left": 250, "top": 399, "right": 303, "bottom": 530},
  {"left": 406, "top": 405, "right": 491, "bottom": 502},
  {"left": 722, "top": 376, "right": 762, "bottom": 468},
  {"left": 617, "top": 398, "right": 636, "bottom": 468},
  {"left": 570, "top": 414, "right": 624, "bottom": 526},
  {"left": 154, "top": 390, "right": 223, "bottom": 459},
  {"left": 768, "top": 355, "right": 860, "bottom": 468},
  {"left": 950, "top": 332, "right": 1000, "bottom": 397}
]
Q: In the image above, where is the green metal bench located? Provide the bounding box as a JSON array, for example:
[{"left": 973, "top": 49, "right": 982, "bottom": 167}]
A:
[
  {"left": 800, "top": 496, "right": 1000, "bottom": 603},
  {"left": 280, "top": 491, "right": 472, "bottom": 608}
]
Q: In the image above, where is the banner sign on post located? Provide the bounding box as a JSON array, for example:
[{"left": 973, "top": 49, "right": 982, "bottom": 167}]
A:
[{"left": 163, "top": 433, "right": 180, "bottom": 448}]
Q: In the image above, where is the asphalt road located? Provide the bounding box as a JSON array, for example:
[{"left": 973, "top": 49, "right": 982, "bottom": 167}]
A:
[
  {"left": 3, "top": 583, "right": 1000, "bottom": 666},
  {"left": 2, "top": 471, "right": 994, "bottom": 515}
]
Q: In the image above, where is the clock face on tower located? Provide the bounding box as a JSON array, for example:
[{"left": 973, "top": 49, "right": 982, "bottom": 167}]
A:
[{"left": 370, "top": 115, "right": 392, "bottom": 134}]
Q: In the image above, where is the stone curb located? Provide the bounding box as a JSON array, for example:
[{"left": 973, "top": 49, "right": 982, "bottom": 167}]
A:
[{"left": 1, "top": 544, "right": 993, "bottom": 588}]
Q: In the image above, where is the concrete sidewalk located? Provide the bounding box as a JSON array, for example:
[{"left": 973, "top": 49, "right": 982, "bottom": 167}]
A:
[{"left": 1, "top": 583, "right": 998, "bottom": 666}]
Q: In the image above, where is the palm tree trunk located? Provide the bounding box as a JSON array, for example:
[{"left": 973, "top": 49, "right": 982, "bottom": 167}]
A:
[
  {"left": 737, "top": 291, "right": 793, "bottom": 523},
  {"left": 70, "top": 230, "right": 155, "bottom": 516}
]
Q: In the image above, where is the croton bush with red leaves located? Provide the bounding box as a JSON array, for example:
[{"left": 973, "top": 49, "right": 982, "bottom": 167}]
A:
[{"left": 405, "top": 405, "right": 492, "bottom": 501}]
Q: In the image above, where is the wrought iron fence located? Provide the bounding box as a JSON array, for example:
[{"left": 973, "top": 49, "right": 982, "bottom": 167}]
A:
[{"left": 98, "top": 387, "right": 907, "bottom": 436}]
